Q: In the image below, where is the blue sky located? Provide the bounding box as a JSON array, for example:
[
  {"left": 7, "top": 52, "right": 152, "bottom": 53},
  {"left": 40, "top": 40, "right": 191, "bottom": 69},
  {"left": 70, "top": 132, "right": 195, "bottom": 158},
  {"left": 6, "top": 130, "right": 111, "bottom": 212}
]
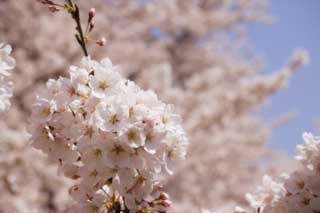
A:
[{"left": 248, "top": 0, "right": 320, "bottom": 155}]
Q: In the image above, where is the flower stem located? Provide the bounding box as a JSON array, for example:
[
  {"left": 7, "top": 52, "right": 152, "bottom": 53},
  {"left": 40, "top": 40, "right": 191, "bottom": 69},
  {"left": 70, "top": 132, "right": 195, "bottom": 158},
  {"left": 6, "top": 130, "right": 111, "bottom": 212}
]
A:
[{"left": 66, "top": 0, "right": 89, "bottom": 56}]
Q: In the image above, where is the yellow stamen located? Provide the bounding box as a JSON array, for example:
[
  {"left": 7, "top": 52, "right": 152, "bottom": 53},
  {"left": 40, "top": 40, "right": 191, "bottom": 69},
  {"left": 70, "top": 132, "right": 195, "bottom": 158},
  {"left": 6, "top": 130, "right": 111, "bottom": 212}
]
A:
[
  {"left": 92, "top": 148, "right": 102, "bottom": 158},
  {"left": 296, "top": 180, "right": 305, "bottom": 189},
  {"left": 41, "top": 107, "right": 51, "bottom": 116},
  {"left": 129, "top": 106, "right": 134, "bottom": 118},
  {"left": 99, "top": 81, "right": 109, "bottom": 90},
  {"left": 110, "top": 114, "right": 119, "bottom": 125},
  {"left": 89, "top": 169, "right": 98, "bottom": 177},
  {"left": 146, "top": 132, "right": 153, "bottom": 143},
  {"left": 162, "top": 117, "right": 170, "bottom": 124},
  {"left": 127, "top": 130, "right": 137, "bottom": 141},
  {"left": 112, "top": 145, "right": 125, "bottom": 155},
  {"left": 84, "top": 126, "right": 94, "bottom": 138}
]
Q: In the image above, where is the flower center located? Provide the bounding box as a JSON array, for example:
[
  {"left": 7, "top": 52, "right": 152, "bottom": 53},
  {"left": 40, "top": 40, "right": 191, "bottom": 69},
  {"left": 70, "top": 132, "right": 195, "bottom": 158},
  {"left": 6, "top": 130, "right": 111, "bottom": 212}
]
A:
[
  {"left": 296, "top": 180, "right": 305, "bottom": 189},
  {"left": 41, "top": 106, "right": 51, "bottom": 116},
  {"left": 146, "top": 132, "right": 153, "bottom": 143},
  {"left": 112, "top": 145, "right": 125, "bottom": 155},
  {"left": 110, "top": 114, "right": 119, "bottom": 125},
  {"left": 84, "top": 126, "right": 94, "bottom": 138},
  {"left": 127, "top": 130, "right": 137, "bottom": 141},
  {"left": 99, "top": 80, "right": 109, "bottom": 90}
]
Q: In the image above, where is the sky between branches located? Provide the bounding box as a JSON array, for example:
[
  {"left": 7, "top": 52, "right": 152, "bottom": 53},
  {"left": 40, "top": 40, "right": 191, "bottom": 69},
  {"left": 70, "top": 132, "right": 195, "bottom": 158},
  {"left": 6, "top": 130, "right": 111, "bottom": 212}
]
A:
[{"left": 249, "top": 0, "right": 320, "bottom": 155}]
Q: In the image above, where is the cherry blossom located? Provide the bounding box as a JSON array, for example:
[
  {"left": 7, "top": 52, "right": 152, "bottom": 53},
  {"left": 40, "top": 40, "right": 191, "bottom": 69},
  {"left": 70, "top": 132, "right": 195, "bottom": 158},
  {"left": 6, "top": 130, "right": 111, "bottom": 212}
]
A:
[
  {"left": 29, "top": 57, "right": 188, "bottom": 212},
  {"left": 244, "top": 133, "right": 320, "bottom": 213}
]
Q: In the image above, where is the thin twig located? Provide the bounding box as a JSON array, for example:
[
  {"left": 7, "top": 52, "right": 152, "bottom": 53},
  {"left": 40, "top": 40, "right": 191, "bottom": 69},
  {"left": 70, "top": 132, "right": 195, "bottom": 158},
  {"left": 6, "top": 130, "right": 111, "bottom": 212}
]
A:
[{"left": 66, "top": 0, "right": 89, "bottom": 56}]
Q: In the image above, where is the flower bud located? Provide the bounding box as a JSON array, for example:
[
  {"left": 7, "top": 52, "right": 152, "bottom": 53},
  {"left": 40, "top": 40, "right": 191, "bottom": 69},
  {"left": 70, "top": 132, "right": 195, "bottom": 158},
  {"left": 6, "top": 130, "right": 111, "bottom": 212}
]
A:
[
  {"left": 160, "top": 200, "right": 172, "bottom": 208},
  {"left": 48, "top": 5, "right": 59, "bottom": 13},
  {"left": 89, "top": 8, "right": 96, "bottom": 18},
  {"left": 96, "top": 37, "right": 106, "bottom": 46},
  {"left": 159, "top": 192, "right": 170, "bottom": 200}
]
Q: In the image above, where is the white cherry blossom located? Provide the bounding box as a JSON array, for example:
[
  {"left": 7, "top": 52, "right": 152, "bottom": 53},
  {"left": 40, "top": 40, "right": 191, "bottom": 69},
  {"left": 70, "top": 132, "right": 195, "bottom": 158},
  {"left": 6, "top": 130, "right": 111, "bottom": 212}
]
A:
[{"left": 30, "top": 57, "right": 188, "bottom": 211}]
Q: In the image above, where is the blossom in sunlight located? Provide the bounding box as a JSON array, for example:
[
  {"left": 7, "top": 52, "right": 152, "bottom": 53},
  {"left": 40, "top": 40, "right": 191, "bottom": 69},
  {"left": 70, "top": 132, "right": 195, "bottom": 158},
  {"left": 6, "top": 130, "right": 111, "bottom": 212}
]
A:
[
  {"left": 29, "top": 57, "right": 188, "bottom": 212},
  {"left": 245, "top": 175, "right": 285, "bottom": 212},
  {"left": 244, "top": 133, "right": 320, "bottom": 213},
  {"left": 0, "top": 43, "right": 15, "bottom": 112},
  {"left": 296, "top": 133, "right": 320, "bottom": 173}
]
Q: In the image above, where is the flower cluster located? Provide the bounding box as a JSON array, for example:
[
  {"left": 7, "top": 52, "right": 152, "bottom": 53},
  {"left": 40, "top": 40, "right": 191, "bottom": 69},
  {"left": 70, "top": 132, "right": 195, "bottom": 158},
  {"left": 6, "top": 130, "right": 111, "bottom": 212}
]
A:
[
  {"left": 244, "top": 133, "right": 320, "bottom": 213},
  {"left": 29, "top": 57, "right": 188, "bottom": 212},
  {"left": 0, "top": 43, "right": 15, "bottom": 113}
]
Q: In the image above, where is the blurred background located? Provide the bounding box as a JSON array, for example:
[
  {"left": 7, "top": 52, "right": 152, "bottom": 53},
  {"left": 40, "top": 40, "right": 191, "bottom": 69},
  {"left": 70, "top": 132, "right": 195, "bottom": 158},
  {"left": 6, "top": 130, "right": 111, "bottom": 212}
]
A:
[{"left": 0, "top": 0, "right": 317, "bottom": 212}]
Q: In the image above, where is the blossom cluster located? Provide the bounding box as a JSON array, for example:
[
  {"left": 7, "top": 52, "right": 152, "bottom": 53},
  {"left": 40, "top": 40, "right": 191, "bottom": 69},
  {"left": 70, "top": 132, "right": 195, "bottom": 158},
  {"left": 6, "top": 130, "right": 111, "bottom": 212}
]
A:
[
  {"left": 29, "top": 57, "right": 188, "bottom": 212},
  {"left": 0, "top": 43, "right": 15, "bottom": 113},
  {"left": 244, "top": 133, "right": 320, "bottom": 213}
]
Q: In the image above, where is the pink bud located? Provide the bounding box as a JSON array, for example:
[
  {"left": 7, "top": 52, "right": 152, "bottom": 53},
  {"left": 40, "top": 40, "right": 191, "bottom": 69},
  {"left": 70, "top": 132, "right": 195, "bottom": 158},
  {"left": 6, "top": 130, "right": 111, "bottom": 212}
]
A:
[
  {"left": 48, "top": 5, "right": 59, "bottom": 13},
  {"left": 89, "top": 8, "right": 96, "bottom": 18},
  {"left": 96, "top": 37, "right": 106, "bottom": 46},
  {"left": 159, "top": 192, "right": 170, "bottom": 200},
  {"left": 160, "top": 200, "right": 172, "bottom": 208}
]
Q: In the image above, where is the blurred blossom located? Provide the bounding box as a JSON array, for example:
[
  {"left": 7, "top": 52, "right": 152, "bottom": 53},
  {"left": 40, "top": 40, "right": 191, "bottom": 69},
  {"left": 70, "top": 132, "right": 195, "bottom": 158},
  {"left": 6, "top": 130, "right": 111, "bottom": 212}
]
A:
[
  {"left": 0, "top": 122, "right": 71, "bottom": 212},
  {"left": 0, "top": 43, "right": 15, "bottom": 112}
]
